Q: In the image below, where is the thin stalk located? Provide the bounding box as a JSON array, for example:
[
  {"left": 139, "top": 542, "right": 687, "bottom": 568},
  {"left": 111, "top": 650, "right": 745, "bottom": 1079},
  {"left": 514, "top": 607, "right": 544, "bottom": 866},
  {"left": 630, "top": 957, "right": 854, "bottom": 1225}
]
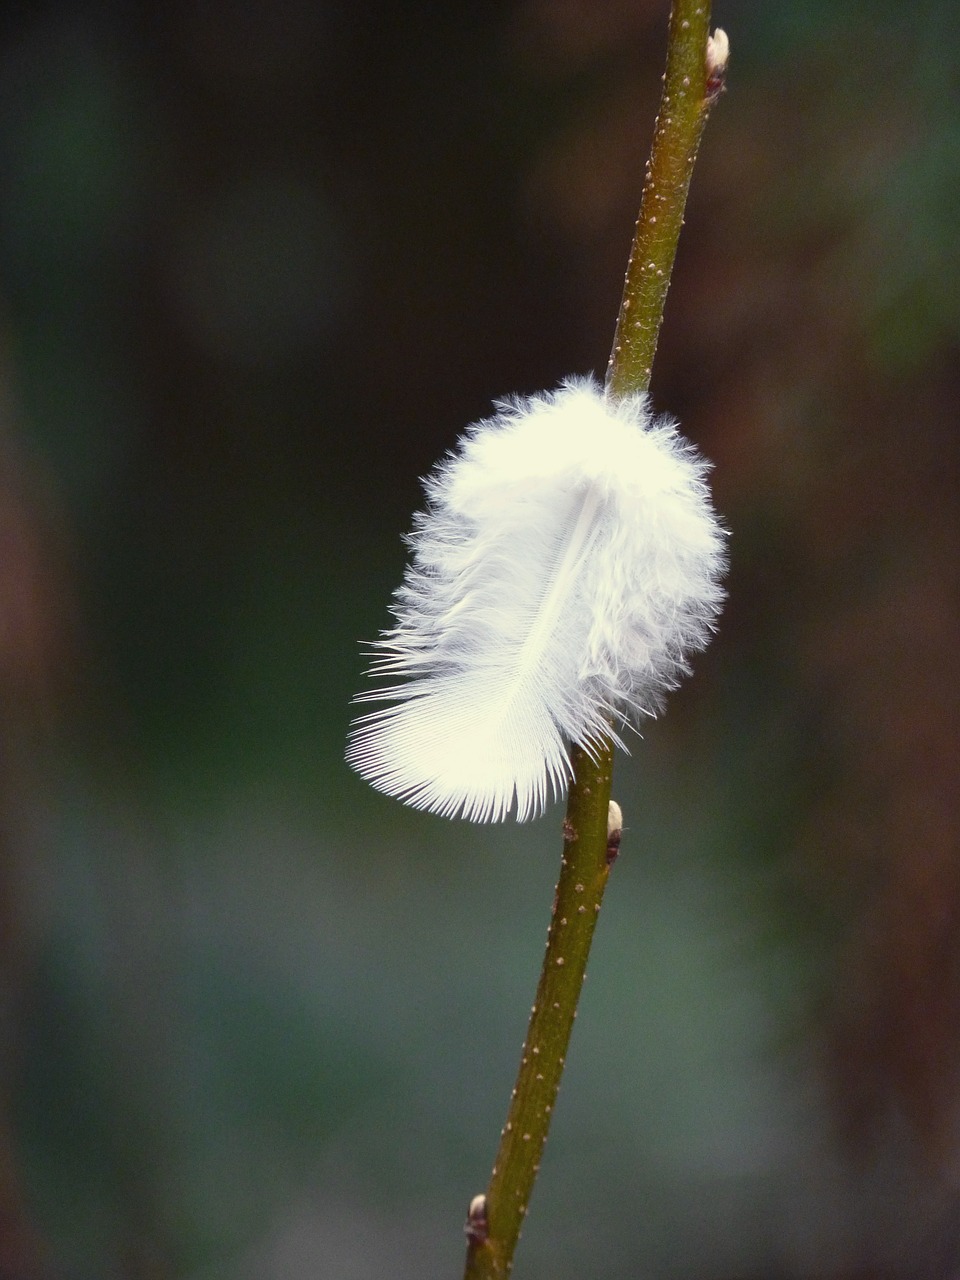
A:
[
  {"left": 606, "top": 2, "right": 722, "bottom": 400},
  {"left": 463, "top": 5, "right": 725, "bottom": 1277},
  {"left": 463, "top": 744, "right": 614, "bottom": 1279}
]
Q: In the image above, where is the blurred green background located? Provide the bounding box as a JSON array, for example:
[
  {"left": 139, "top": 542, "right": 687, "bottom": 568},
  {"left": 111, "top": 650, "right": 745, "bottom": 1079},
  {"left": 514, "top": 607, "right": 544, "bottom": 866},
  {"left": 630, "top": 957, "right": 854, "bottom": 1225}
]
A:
[{"left": 0, "top": 1, "right": 957, "bottom": 1276}]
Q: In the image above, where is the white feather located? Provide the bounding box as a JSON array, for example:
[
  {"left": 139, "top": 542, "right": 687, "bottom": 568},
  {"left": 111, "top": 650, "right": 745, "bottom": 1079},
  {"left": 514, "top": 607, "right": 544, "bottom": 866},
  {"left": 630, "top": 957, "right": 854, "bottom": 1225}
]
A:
[{"left": 346, "top": 377, "right": 726, "bottom": 822}]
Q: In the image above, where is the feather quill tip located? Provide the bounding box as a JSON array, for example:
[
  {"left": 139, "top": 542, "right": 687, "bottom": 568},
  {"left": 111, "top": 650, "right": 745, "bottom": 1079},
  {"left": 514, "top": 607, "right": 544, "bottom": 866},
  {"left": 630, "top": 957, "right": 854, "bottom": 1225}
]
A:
[{"left": 346, "top": 377, "right": 726, "bottom": 822}]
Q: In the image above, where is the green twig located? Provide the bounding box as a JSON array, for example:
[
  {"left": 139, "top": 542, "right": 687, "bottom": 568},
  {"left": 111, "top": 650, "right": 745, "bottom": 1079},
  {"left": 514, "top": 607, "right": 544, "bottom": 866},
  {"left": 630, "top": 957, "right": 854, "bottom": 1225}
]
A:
[
  {"left": 607, "top": 4, "right": 724, "bottom": 400},
  {"left": 462, "top": 5, "right": 726, "bottom": 1277},
  {"left": 463, "top": 746, "right": 615, "bottom": 1279}
]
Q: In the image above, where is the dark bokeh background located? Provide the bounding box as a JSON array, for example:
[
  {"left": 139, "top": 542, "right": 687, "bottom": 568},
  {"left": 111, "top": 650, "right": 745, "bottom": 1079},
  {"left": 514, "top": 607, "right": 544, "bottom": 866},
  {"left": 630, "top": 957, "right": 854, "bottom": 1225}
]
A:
[{"left": 0, "top": 1, "right": 957, "bottom": 1277}]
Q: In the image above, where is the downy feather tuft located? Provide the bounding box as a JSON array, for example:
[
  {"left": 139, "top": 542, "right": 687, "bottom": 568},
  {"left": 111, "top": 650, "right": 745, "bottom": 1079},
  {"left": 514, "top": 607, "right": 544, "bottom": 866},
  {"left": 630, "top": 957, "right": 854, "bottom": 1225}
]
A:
[{"left": 346, "top": 378, "right": 726, "bottom": 821}]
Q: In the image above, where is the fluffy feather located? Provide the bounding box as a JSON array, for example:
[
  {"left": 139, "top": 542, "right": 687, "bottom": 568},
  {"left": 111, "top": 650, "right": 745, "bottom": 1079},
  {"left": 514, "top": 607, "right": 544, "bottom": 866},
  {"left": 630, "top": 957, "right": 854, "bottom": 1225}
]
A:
[{"left": 346, "top": 378, "right": 726, "bottom": 822}]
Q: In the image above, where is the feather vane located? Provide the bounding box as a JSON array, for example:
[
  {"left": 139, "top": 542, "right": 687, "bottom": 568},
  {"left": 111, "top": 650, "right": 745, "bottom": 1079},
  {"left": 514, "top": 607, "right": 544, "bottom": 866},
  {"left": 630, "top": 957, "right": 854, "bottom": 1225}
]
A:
[{"left": 346, "top": 378, "right": 726, "bottom": 821}]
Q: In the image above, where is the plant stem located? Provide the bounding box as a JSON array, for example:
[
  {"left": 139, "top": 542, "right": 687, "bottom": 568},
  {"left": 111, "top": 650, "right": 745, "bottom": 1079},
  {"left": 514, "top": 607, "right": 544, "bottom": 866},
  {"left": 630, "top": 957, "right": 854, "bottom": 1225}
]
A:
[
  {"left": 463, "top": 745, "right": 614, "bottom": 1280},
  {"left": 607, "top": 1, "right": 720, "bottom": 401},
  {"left": 463, "top": 5, "right": 723, "bottom": 1277}
]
